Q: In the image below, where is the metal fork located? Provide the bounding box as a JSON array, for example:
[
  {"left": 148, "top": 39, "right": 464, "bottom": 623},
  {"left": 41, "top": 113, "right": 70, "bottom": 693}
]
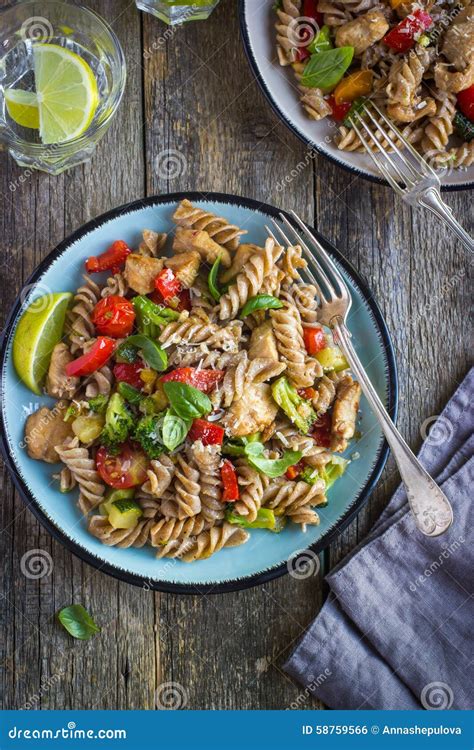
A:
[
  {"left": 269, "top": 210, "right": 454, "bottom": 537},
  {"left": 348, "top": 101, "right": 473, "bottom": 253}
]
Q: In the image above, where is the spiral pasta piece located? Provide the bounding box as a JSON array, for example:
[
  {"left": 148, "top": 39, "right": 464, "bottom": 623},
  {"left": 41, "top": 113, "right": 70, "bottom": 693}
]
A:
[
  {"left": 54, "top": 437, "right": 105, "bottom": 515},
  {"left": 160, "top": 309, "right": 242, "bottom": 352},
  {"left": 173, "top": 453, "right": 201, "bottom": 518},
  {"left": 272, "top": 420, "right": 325, "bottom": 458},
  {"left": 386, "top": 53, "right": 435, "bottom": 123},
  {"left": 67, "top": 276, "right": 101, "bottom": 354},
  {"left": 293, "top": 63, "right": 333, "bottom": 120},
  {"left": 141, "top": 455, "right": 175, "bottom": 497},
  {"left": 53, "top": 467, "right": 77, "bottom": 493},
  {"left": 263, "top": 478, "right": 326, "bottom": 516},
  {"left": 176, "top": 523, "right": 250, "bottom": 562},
  {"left": 218, "top": 238, "right": 284, "bottom": 321},
  {"left": 138, "top": 229, "right": 167, "bottom": 257},
  {"left": 173, "top": 199, "right": 246, "bottom": 251},
  {"left": 88, "top": 515, "right": 153, "bottom": 548},
  {"left": 270, "top": 295, "right": 319, "bottom": 388},
  {"left": 151, "top": 514, "right": 209, "bottom": 557},
  {"left": 189, "top": 441, "right": 224, "bottom": 524},
  {"left": 275, "top": 0, "right": 302, "bottom": 65},
  {"left": 286, "top": 282, "right": 319, "bottom": 324},
  {"left": 135, "top": 490, "right": 163, "bottom": 520},
  {"left": 220, "top": 351, "right": 286, "bottom": 408},
  {"left": 84, "top": 364, "right": 114, "bottom": 398},
  {"left": 233, "top": 459, "right": 270, "bottom": 522},
  {"left": 100, "top": 272, "right": 129, "bottom": 298}
]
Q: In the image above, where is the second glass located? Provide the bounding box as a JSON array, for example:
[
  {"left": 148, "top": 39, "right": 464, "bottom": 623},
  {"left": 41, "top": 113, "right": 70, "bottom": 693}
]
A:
[{"left": 135, "top": 0, "right": 220, "bottom": 25}]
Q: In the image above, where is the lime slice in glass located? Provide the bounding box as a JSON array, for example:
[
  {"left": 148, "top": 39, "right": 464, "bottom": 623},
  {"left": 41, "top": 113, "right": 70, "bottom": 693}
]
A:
[
  {"left": 5, "top": 89, "right": 40, "bottom": 129},
  {"left": 13, "top": 292, "right": 73, "bottom": 395}
]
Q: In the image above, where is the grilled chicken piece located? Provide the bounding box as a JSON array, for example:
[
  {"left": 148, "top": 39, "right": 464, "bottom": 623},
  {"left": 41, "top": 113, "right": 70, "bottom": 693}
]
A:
[
  {"left": 165, "top": 251, "right": 200, "bottom": 288},
  {"left": 124, "top": 253, "right": 164, "bottom": 294},
  {"left": 434, "top": 7, "right": 474, "bottom": 93},
  {"left": 45, "top": 343, "right": 79, "bottom": 400},
  {"left": 220, "top": 244, "right": 260, "bottom": 284},
  {"left": 335, "top": 11, "right": 389, "bottom": 55},
  {"left": 25, "top": 402, "right": 74, "bottom": 463},
  {"left": 224, "top": 383, "right": 278, "bottom": 437},
  {"left": 172, "top": 228, "right": 231, "bottom": 268},
  {"left": 330, "top": 377, "right": 361, "bottom": 453},
  {"left": 248, "top": 321, "right": 279, "bottom": 362}
]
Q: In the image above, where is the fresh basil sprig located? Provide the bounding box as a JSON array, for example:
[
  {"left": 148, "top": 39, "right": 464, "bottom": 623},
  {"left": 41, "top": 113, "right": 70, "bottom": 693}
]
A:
[
  {"left": 121, "top": 334, "right": 167, "bottom": 372},
  {"left": 240, "top": 294, "right": 283, "bottom": 318},
  {"left": 57, "top": 605, "right": 100, "bottom": 640},
  {"left": 307, "top": 25, "right": 332, "bottom": 55},
  {"left": 300, "top": 47, "right": 354, "bottom": 90},
  {"left": 163, "top": 382, "right": 212, "bottom": 420},
  {"left": 162, "top": 410, "right": 190, "bottom": 450},
  {"left": 208, "top": 255, "right": 222, "bottom": 302},
  {"left": 244, "top": 442, "right": 302, "bottom": 478}
]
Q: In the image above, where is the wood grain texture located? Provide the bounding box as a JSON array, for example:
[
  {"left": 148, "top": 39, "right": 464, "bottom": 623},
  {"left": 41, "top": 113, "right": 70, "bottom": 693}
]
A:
[{"left": 0, "top": 0, "right": 471, "bottom": 711}]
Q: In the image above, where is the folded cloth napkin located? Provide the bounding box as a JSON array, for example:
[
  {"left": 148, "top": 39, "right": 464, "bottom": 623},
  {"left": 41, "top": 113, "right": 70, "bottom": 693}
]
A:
[{"left": 285, "top": 368, "right": 474, "bottom": 710}]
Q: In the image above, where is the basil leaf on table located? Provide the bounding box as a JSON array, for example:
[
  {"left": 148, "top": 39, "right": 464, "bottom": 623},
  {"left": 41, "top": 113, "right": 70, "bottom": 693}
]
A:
[
  {"left": 122, "top": 334, "right": 167, "bottom": 372},
  {"left": 240, "top": 294, "right": 283, "bottom": 318},
  {"left": 57, "top": 605, "right": 100, "bottom": 640},
  {"left": 307, "top": 25, "right": 333, "bottom": 55},
  {"left": 244, "top": 442, "right": 303, "bottom": 478},
  {"left": 208, "top": 255, "right": 222, "bottom": 302},
  {"left": 162, "top": 410, "right": 190, "bottom": 451},
  {"left": 163, "top": 381, "right": 212, "bottom": 420},
  {"left": 300, "top": 47, "right": 354, "bottom": 89}
]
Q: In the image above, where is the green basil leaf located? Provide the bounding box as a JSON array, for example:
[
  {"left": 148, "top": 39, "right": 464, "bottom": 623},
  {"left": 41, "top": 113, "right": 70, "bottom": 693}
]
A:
[
  {"left": 244, "top": 443, "right": 303, "bottom": 478},
  {"left": 163, "top": 381, "right": 212, "bottom": 420},
  {"left": 307, "top": 25, "right": 333, "bottom": 55},
  {"left": 240, "top": 295, "right": 283, "bottom": 318},
  {"left": 57, "top": 605, "right": 100, "bottom": 640},
  {"left": 125, "top": 334, "right": 167, "bottom": 372},
  {"left": 117, "top": 382, "right": 143, "bottom": 405},
  {"left": 162, "top": 410, "right": 189, "bottom": 451},
  {"left": 208, "top": 255, "right": 222, "bottom": 302},
  {"left": 300, "top": 47, "right": 354, "bottom": 90}
]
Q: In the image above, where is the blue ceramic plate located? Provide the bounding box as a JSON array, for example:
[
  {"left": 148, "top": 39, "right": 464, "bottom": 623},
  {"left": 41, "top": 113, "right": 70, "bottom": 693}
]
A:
[{"left": 0, "top": 193, "right": 397, "bottom": 594}]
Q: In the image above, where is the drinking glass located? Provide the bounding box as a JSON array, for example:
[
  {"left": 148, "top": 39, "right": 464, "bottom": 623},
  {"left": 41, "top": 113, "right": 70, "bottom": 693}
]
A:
[
  {"left": 0, "top": 0, "right": 126, "bottom": 175},
  {"left": 135, "top": 0, "right": 220, "bottom": 25}
]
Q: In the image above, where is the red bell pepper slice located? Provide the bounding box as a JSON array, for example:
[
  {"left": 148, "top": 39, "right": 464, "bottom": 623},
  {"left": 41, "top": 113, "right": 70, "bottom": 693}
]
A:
[
  {"left": 311, "top": 412, "right": 332, "bottom": 448},
  {"left": 221, "top": 459, "right": 240, "bottom": 501},
  {"left": 457, "top": 85, "right": 474, "bottom": 123},
  {"left": 383, "top": 10, "right": 433, "bottom": 53},
  {"left": 295, "top": 47, "right": 311, "bottom": 62},
  {"left": 154, "top": 268, "right": 182, "bottom": 301},
  {"left": 303, "top": 0, "right": 323, "bottom": 25},
  {"left": 65, "top": 337, "right": 115, "bottom": 377},
  {"left": 285, "top": 460, "right": 305, "bottom": 481},
  {"left": 303, "top": 326, "right": 327, "bottom": 355},
  {"left": 327, "top": 95, "right": 352, "bottom": 122},
  {"left": 188, "top": 418, "right": 224, "bottom": 446},
  {"left": 85, "top": 240, "right": 131, "bottom": 274},
  {"left": 113, "top": 362, "right": 144, "bottom": 390},
  {"left": 160, "top": 367, "right": 224, "bottom": 394}
]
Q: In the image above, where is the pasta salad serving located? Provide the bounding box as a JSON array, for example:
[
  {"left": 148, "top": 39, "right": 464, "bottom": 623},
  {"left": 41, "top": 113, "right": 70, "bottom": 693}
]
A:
[
  {"left": 19, "top": 199, "right": 361, "bottom": 563},
  {"left": 274, "top": 0, "right": 474, "bottom": 168}
]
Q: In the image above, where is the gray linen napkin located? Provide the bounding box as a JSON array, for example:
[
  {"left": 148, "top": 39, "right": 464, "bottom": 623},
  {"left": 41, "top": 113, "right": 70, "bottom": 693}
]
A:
[{"left": 284, "top": 368, "right": 474, "bottom": 710}]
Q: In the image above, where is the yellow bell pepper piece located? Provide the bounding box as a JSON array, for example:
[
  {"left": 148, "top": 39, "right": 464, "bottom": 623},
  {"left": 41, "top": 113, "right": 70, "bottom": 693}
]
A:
[{"left": 334, "top": 70, "right": 373, "bottom": 105}]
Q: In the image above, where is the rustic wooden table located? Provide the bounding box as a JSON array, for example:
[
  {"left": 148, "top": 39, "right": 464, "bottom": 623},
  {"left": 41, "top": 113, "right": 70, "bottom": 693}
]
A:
[{"left": 0, "top": 0, "right": 471, "bottom": 711}]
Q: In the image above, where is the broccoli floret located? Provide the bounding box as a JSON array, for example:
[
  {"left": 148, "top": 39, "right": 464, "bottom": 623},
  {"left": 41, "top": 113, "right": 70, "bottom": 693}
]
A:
[
  {"left": 88, "top": 394, "right": 109, "bottom": 414},
  {"left": 271, "top": 377, "right": 317, "bottom": 434},
  {"left": 133, "top": 414, "right": 164, "bottom": 459},
  {"left": 100, "top": 393, "right": 134, "bottom": 450}
]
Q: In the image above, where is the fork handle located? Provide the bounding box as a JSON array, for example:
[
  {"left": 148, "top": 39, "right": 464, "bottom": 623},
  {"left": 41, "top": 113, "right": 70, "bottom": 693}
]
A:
[
  {"left": 419, "top": 187, "right": 473, "bottom": 253},
  {"left": 333, "top": 320, "right": 453, "bottom": 537}
]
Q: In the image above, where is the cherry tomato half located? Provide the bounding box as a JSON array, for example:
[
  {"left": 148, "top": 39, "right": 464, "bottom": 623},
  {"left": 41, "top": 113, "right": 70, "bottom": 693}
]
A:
[
  {"left": 96, "top": 443, "right": 149, "bottom": 489},
  {"left": 91, "top": 296, "right": 136, "bottom": 338}
]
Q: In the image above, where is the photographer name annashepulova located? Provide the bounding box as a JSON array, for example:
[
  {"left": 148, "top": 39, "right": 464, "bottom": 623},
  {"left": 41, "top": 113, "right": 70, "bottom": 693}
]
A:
[{"left": 301, "top": 724, "right": 462, "bottom": 737}]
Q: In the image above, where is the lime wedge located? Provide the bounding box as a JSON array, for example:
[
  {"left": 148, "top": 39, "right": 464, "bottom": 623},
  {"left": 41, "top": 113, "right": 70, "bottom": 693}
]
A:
[
  {"left": 5, "top": 89, "right": 40, "bottom": 129},
  {"left": 33, "top": 44, "right": 99, "bottom": 144},
  {"left": 13, "top": 292, "right": 73, "bottom": 395}
]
